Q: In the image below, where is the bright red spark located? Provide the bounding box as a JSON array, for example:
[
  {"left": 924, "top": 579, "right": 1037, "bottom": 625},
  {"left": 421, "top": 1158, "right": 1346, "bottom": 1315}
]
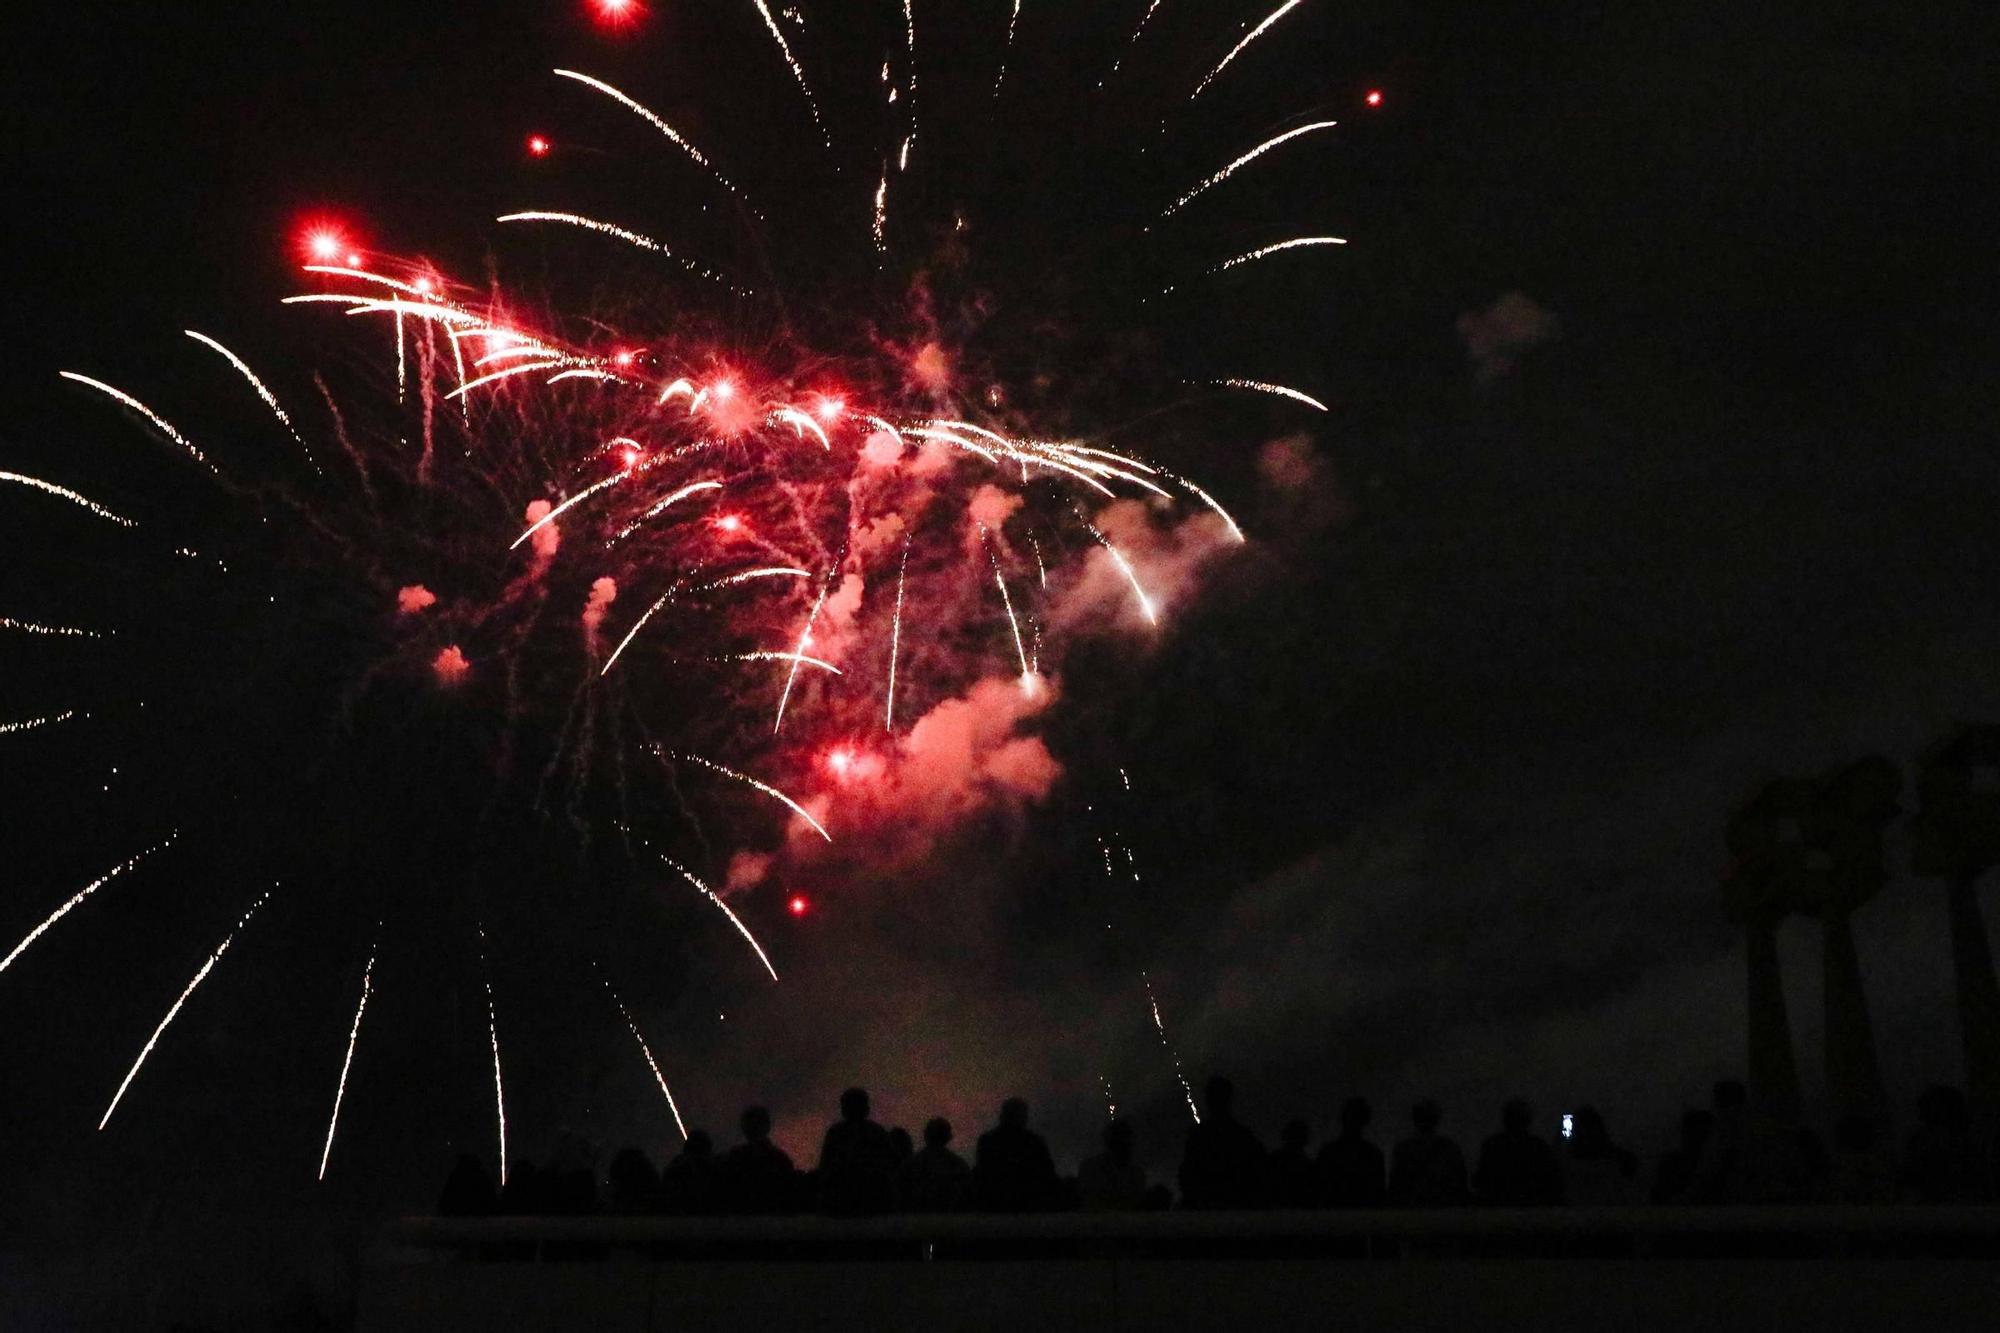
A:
[
  {"left": 714, "top": 514, "right": 744, "bottom": 534},
  {"left": 815, "top": 396, "right": 845, "bottom": 422},
  {"left": 344, "top": 252, "right": 363, "bottom": 268},
  {"left": 787, "top": 895, "right": 809, "bottom": 917},
  {"left": 613, "top": 349, "right": 636, "bottom": 367},
  {"left": 527, "top": 135, "right": 552, "bottom": 157},
  {"left": 305, "top": 230, "right": 344, "bottom": 263},
  {"left": 620, "top": 445, "right": 642, "bottom": 468},
  {"left": 591, "top": 0, "right": 641, "bottom": 27},
  {"left": 1365, "top": 89, "right": 1384, "bottom": 107}
]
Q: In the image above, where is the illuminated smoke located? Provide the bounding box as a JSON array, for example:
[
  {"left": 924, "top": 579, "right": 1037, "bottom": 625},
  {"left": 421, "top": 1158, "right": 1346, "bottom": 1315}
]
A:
[{"left": 396, "top": 585, "right": 437, "bottom": 615}]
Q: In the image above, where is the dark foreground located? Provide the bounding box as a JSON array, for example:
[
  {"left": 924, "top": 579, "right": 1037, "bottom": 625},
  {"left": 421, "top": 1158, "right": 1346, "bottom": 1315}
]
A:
[{"left": 364, "top": 1207, "right": 2000, "bottom": 1332}]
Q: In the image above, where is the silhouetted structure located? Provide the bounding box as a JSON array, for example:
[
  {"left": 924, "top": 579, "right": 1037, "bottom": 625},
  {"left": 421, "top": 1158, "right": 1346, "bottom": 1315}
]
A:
[
  {"left": 605, "top": 1147, "right": 659, "bottom": 1215},
  {"left": 1800, "top": 757, "right": 1900, "bottom": 1125},
  {"left": 1904, "top": 1084, "right": 1990, "bottom": 1203},
  {"left": 437, "top": 1154, "right": 496, "bottom": 1217},
  {"left": 660, "top": 1131, "right": 719, "bottom": 1215},
  {"left": 1389, "top": 1100, "right": 1469, "bottom": 1206},
  {"left": 1179, "top": 1077, "right": 1267, "bottom": 1209},
  {"left": 1561, "top": 1106, "right": 1639, "bottom": 1205},
  {"left": 1650, "top": 1110, "right": 1712, "bottom": 1205},
  {"left": 1319, "top": 1098, "right": 1386, "bottom": 1208},
  {"left": 722, "top": 1106, "right": 798, "bottom": 1214},
  {"left": 975, "top": 1098, "right": 1059, "bottom": 1212},
  {"left": 898, "top": 1117, "right": 973, "bottom": 1212},
  {"left": 1077, "top": 1119, "right": 1149, "bottom": 1212},
  {"left": 1912, "top": 726, "right": 2000, "bottom": 1135},
  {"left": 1724, "top": 782, "right": 1810, "bottom": 1123},
  {"left": 1474, "top": 1099, "right": 1563, "bottom": 1205},
  {"left": 1265, "top": 1119, "right": 1318, "bottom": 1209},
  {"left": 817, "top": 1087, "right": 896, "bottom": 1216}
]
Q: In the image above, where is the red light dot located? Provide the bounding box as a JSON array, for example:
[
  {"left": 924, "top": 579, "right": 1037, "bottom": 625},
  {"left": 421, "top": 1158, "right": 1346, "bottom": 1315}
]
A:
[
  {"left": 345, "top": 252, "right": 362, "bottom": 268},
  {"left": 527, "top": 135, "right": 552, "bottom": 157},
  {"left": 711, "top": 379, "right": 736, "bottom": 401},
  {"left": 816, "top": 397, "right": 845, "bottom": 422},
  {"left": 715, "top": 514, "right": 743, "bottom": 533},
  {"left": 1365, "top": 89, "right": 1384, "bottom": 107},
  {"left": 413, "top": 277, "right": 434, "bottom": 294},
  {"left": 306, "top": 231, "right": 342, "bottom": 262},
  {"left": 621, "top": 447, "right": 642, "bottom": 468},
  {"left": 593, "top": 0, "right": 639, "bottom": 25},
  {"left": 613, "top": 350, "right": 636, "bottom": 367},
  {"left": 826, "top": 748, "right": 854, "bottom": 775},
  {"left": 788, "top": 895, "right": 809, "bottom": 916}
]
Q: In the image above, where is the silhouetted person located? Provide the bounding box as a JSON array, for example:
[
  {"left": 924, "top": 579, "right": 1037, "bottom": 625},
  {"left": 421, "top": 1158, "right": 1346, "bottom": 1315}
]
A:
[
  {"left": 976, "top": 1098, "right": 1059, "bottom": 1212},
  {"left": 660, "top": 1131, "right": 720, "bottom": 1214},
  {"left": 497, "top": 1159, "right": 546, "bottom": 1215},
  {"left": 1690, "top": 1080, "right": 1749, "bottom": 1203},
  {"left": 1078, "top": 1119, "right": 1149, "bottom": 1212},
  {"left": 1389, "top": 1099, "right": 1469, "bottom": 1206},
  {"left": 1905, "top": 1085, "right": 1989, "bottom": 1202},
  {"left": 1179, "top": 1076, "right": 1267, "bottom": 1209},
  {"left": 1264, "top": 1118, "right": 1319, "bottom": 1208},
  {"left": 889, "top": 1125, "right": 915, "bottom": 1170},
  {"left": 1830, "top": 1115, "right": 1895, "bottom": 1204},
  {"left": 544, "top": 1131, "right": 599, "bottom": 1216},
  {"left": 817, "top": 1087, "right": 896, "bottom": 1216},
  {"left": 722, "top": 1106, "right": 798, "bottom": 1214},
  {"left": 1651, "top": 1110, "right": 1713, "bottom": 1204},
  {"left": 438, "top": 1154, "right": 496, "bottom": 1216},
  {"left": 899, "top": 1117, "right": 973, "bottom": 1212},
  {"left": 1474, "top": 1099, "right": 1563, "bottom": 1205},
  {"left": 606, "top": 1147, "right": 659, "bottom": 1214},
  {"left": 1319, "top": 1098, "right": 1387, "bottom": 1207},
  {"left": 1560, "top": 1106, "right": 1639, "bottom": 1205}
]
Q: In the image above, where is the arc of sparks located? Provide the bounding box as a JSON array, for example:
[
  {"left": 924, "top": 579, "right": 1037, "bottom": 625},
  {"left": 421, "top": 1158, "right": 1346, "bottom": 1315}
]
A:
[
  {"left": 494, "top": 212, "right": 739, "bottom": 291},
  {"left": 611, "top": 479, "right": 723, "bottom": 545},
  {"left": 605, "top": 980, "right": 687, "bottom": 1139},
  {"left": 1144, "top": 972, "right": 1203, "bottom": 1124},
  {"left": 1162, "top": 120, "right": 1339, "bottom": 217},
  {"left": 1, "top": 710, "right": 78, "bottom": 736},
  {"left": 1076, "top": 512, "right": 1160, "bottom": 624},
  {"left": 1156, "top": 235, "right": 1347, "bottom": 298},
  {"left": 316, "top": 943, "right": 376, "bottom": 1181},
  {"left": 510, "top": 458, "right": 650, "bottom": 550},
  {"left": 886, "top": 538, "right": 908, "bottom": 732},
  {"left": 479, "top": 926, "right": 507, "bottom": 1185},
  {"left": 60, "top": 373, "right": 219, "bottom": 479},
  {"left": 552, "top": 70, "right": 759, "bottom": 209},
  {"left": 1, "top": 836, "right": 176, "bottom": 977},
  {"left": 982, "top": 526, "right": 1035, "bottom": 685},
  {"left": 0, "top": 471, "right": 136, "bottom": 527},
  {"left": 1189, "top": 0, "right": 1311, "bottom": 102},
  {"left": 771, "top": 406, "right": 831, "bottom": 450},
  {"left": 183, "top": 330, "right": 320, "bottom": 475},
  {"left": 1206, "top": 378, "right": 1329, "bottom": 412},
  {"left": 670, "top": 751, "right": 832, "bottom": 843},
  {"left": 657, "top": 852, "right": 780, "bottom": 981},
  {"left": 745, "top": 2, "right": 829, "bottom": 147},
  {"left": 1106, "top": 0, "right": 1164, "bottom": 81},
  {"left": 1163, "top": 471, "right": 1247, "bottom": 543},
  {"left": 700, "top": 566, "right": 813, "bottom": 592},
  {"left": 774, "top": 578, "right": 832, "bottom": 733},
  {"left": 728, "top": 651, "right": 843, "bottom": 676},
  {"left": 100, "top": 888, "right": 271, "bottom": 1131},
  {"left": 995, "top": 0, "right": 1023, "bottom": 97},
  {"left": 444, "top": 360, "right": 567, "bottom": 400},
  {"left": 601, "top": 584, "right": 682, "bottom": 676},
  {"left": 1, "top": 617, "right": 102, "bottom": 638}
]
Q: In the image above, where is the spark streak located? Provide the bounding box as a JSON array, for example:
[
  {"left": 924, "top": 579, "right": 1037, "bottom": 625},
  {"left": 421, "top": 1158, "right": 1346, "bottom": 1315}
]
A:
[
  {"left": 886, "top": 539, "right": 908, "bottom": 731},
  {"left": 745, "top": 3, "right": 829, "bottom": 147},
  {"left": 0, "top": 472, "right": 136, "bottom": 527},
  {"left": 552, "top": 70, "right": 756, "bottom": 206},
  {"left": 1078, "top": 515, "right": 1159, "bottom": 624},
  {"left": 602, "top": 584, "right": 681, "bottom": 675},
  {"left": 183, "top": 330, "right": 320, "bottom": 474},
  {"left": 995, "top": 1, "right": 1022, "bottom": 96},
  {"left": 728, "top": 651, "right": 842, "bottom": 675},
  {"left": 773, "top": 578, "right": 831, "bottom": 733},
  {"left": 982, "top": 526, "right": 1033, "bottom": 683},
  {"left": 316, "top": 944, "right": 375, "bottom": 1180},
  {"left": 0, "top": 836, "right": 176, "bottom": 977},
  {"left": 59, "top": 373, "right": 218, "bottom": 478},
  {"left": 1157, "top": 235, "right": 1346, "bottom": 298},
  {"left": 1162, "top": 121, "right": 1339, "bottom": 217},
  {"left": 1107, "top": 0, "right": 1164, "bottom": 81},
  {"left": 1206, "top": 378, "right": 1329, "bottom": 412},
  {"left": 611, "top": 479, "right": 723, "bottom": 544},
  {"left": 1144, "top": 972, "right": 1202, "bottom": 1124},
  {"left": 100, "top": 888, "right": 271, "bottom": 1131},
  {"left": 658, "top": 853, "right": 780, "bottom": 981},
  {"left": 480, "top": 926, "right": 507, "bottom": 1184},
  {"left": 0, "top": 617, "right": 102, "bottom": 638},
  {"left": 606, "top": 982, "right": 688, "bottom": 1138},
  {"left": 671, "top": 751, "right": 832, "bottom": 842},
  {"left": 0, "top": 710, "right": 77, "bottom": 735},
  {"left": 495, "top": 212, "right": 735, "bottom": 289},
  {"left": 1189, "top": 0, "right": 1311, "bottom": 102}
]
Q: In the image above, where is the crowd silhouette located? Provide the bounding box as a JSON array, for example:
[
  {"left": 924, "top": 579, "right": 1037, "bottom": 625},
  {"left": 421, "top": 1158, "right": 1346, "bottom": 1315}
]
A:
[{"left": 437, "top": 1073, "right": 1996, "bottom": 1220}]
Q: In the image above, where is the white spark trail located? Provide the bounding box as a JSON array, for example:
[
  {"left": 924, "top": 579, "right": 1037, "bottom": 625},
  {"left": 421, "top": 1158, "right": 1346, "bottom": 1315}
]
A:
[
  {"left": 771, "top": 406, "right": 831, "bottom": 449},
  {"left": 100, "top": 888, "right": 271, "bottom": 1131},
  {"left": 60, "top": 373, "right": 218, "bottom": 478},
  {"left": 1106, "top": 0, "right": 1164, "bottom": 81},
  {"left": 1078, "top": 514, "right": 1159, "bottom": 624},
  {"left": 886, "top": 539, "right": 908, "bottom": 732},
  {"left": 611, "top": 479, "right": 723, "bottom": 544},
  {"left": 495, "top": 212, "right": 736, "bottom": 289},
  {"left": 1, "top": 836, "right": 176, "bottom": 977},
  {"left": 658, "top": 853, "right": 780, "bottom": 981},
  {"left": 1144, "top": 972, "right": 1202, "bottom": 1124},
  {"left": 700, "top": 566, "right": 812, "bottom": 592},
  {"left": 511, "top": 461, "right": 648, "bottom": 550},
  {"left": 1, "top": 617, "right": 102, "bottom": 638},
  {"left": 745, "top": 3, "right": 829, "bottom": 147},
  {"left": 982, "top": 527, "right": 1034, "bottom": 683},
  {"left": 672, "top": 752, "right": 831, "bottom": 843},
  {"left": 1164, "top": 472, "right": 1247, "bottom": 543},
  {"left": 1, "top": 710, "right": 77, "bottom": 736},
  {"left": 316, "top": 944, "right": 376, "bottom": 1180},
  {"left": 1157, "top": 235, "right": 1346, "bottom": 298},
  {"left": 183, "top": 330, "right": 320, "bottom": 474},
  {"left": 0, "top": 472, "right": 136, "bottom": 526},
  {"left": 995, "top": 1, "right": 1023, "bottom": 96},
  {"left": 1207, "top": 378, "right": 1329, "bottom": 412},
  {"left": 774, "top": 579, "right": 832, "bottom": 733},
  {"left": 445, "top": 360, "right": 567, "bottom": 400},
  {"left": 553, "top": 70, "right": 758, "bottom": 207},
  {"left": 1162, "top": 120, "right": 1339, "bottom": 217},
  {"left": 605, "top": 981, "right": 687, "bottom": 1139},
  {"left": 479, "top": 926, "right": 507, "bottom": 1185},
  {"left": 1189, "top": 0, "right": 1311, "bottom": 102},
  {"left": 728, "top": 651, "right": 842, "bottom": 676}
]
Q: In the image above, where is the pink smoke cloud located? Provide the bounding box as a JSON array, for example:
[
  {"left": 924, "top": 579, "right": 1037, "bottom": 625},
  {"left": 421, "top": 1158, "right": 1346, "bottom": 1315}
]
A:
[
  {"left": 522, "top": 499, "right": 560, "bottom": 560},
  {"left": 432, "top": 645, "right": 470, "bottom": 685},
  {"left": 1050, "top": 499, "right": 1236, "bottom": 634},
  {"left": 396, "top": 584, "right": 437, "bottom": 615},
  {"left": 581, "top": 576, "right": 618, "bottom": 647}
]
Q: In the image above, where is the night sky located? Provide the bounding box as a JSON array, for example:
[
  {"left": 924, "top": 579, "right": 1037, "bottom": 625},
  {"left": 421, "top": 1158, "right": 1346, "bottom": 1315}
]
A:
[{"left": 2, "top": 0, "right": 1995, "bottom": 1306}]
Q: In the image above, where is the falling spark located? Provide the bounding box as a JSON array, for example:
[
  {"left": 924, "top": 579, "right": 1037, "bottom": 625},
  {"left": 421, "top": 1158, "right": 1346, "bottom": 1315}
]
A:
[
  {"left": 316, "top": 944, "right": 376, "bottom": 1181},
  {"left": 700, "top": 566, "right": 813, "bottom": 591},
  {"left": 1077, "top": 514, "right": 1159, "bottom": 624},
  {"left": 1, "top": 710, "right": 77, "bottom": 736},
  {"left": 872, "top": 170, "right": 889, "bottom": 255},
  {"left": 657, "top": 852, "right": 781, "bottom": 981},
  {"left": 774, "top": 577, "right": 832, "bottom": 733},
  {"left": 0, "top": 472, "right": 136, "bottom": 527},
  {"left": 100, "top": 888, "right": 272, "bottom": 1131},
  {"left": 0, "top": 836, "right": 176, "bottom": 977},
  {"left": 886, "top": 538, "right": 908, "bottom": 731},
  {"left": 1160, "top": 470, "right": 1247, "bottom": 543},
  {"left": 982, "top": 526, "right": 1034, "bottom": 683},
  {"left": 745, "top": 2, "right": 829, "bottom": 147},
  {"left": 495, "top": 212, "right": 735, "bottom": 289},
  {"left": 1106, "top": 0, "right": 1164, "bottom": 81},
  {"left": 995, "top": 0, "right": 1022, "bottom": 96},
  {"left": 770, "top": 405, "right": 831, "bottom": 449},
  {"left": 728, "top": 650, "right": 842, "bottom": 675},
  {"left": 1157, "top": 235, "right": 1347, "bottom": 298},
  {"left": 552, "top": 70, "right": 756, "bottom": 206},
  {"left": 1144, "top": 972, "right": 1202, "bottom": 1124},
  {"left": 1189, "top": 0, "right": 1312, "bottom": 102},
  {"left": 671, "top": 751, "right": 832, "bottom": 842},
  {"left": 1206, "top": 378, "right": 1329, "bottom": 412},
  {"left": 59, "top": 373, "right": 219, "bottom": 478},
  {"left": 610, "top": 479, "right": 723, "bottom": 544},
  {"left": 605, "top": 979, "right": 687, "bottom": 1138},
  {"left": 0, "top": 617, "right": 102, "bottom": 638},
  {"left": 1162, "top": 121, "right": 1339, "bottom": 217},
  {"left": 601, "top": 583, "right": 682, "bottom": 676},
  {"left": 183, "top": 330, "right": 320, "bottom": 474},
  {"left": 443, "top": 360, "right": 567, "bottom": 401},
  {"left": 508, "top": 456, "right": 654, "bottom": 550},
  {"left": 479, "top": 926, "right": 507, "bottom": 1185}
]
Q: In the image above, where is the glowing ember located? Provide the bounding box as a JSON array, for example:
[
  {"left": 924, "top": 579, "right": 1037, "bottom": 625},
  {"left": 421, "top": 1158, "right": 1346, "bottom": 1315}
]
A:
[
  {"left": 1366, "top": 89, "right": 1384, "bottom": 107},
  {"left": 527, "top": 134, "right": 552, "bottom": 157},
  {"left": 787, "top": 895, "right": 809, "bottom": 917}
]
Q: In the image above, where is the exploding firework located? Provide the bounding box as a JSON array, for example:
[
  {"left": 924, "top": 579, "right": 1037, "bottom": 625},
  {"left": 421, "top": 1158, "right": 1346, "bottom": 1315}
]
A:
[{"left": 2, "top": 2, "right": 1346, "bottom": 1172}]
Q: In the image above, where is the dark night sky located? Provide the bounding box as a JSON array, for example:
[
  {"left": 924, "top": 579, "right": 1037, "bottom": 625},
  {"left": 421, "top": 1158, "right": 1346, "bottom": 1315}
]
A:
[{"left": 2, "top": 0, "right": 1997, "bottom": 1310}]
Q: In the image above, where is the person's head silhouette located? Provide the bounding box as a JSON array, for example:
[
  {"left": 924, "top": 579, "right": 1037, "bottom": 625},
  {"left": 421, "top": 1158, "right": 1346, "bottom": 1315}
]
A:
[
  {"left": 1501, "top": 1098, "right": 1532, "bottom": 1133},
  {"left": 1412, "top": 1099, "right": 1442, "bottom": 1134},
  {"left": 999, "top": 1097, "right": 1030, "bottom": 1130},
  {"left": 740, "top": 1105, "right": 771, "bottom": 1143},
  {"left": 683, "top": 1130, "right": 713, "bottom": 1159},
  {"left": 923, "top": 1116, "right": 953, "bottom": 1149},
  {"left": 1340, "top": 1097, "right": 1372, "bottom": 1135},
  {"left": 1205, "top": 1076, "right": 1236, "bottom": 1119},
  {"left": 839, "top": 1087, "right": 871, "bottom": 1122}
]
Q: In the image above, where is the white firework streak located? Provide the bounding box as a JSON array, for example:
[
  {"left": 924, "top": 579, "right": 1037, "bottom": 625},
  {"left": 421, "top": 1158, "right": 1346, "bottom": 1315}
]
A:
[
  {"left": 480, "top": 926, "right": 507, "bottom": 1185},
  {"left": 1076, "top": 513, "right": 1159, "bottom": 624},
  {"left": 672, "top": 751, "right": 832, "bottom": 843},
  {"left": 601, "top": 583, "right": 683, "bottom": 676},
  {"left": 552, "top": 69, "right": 759, "bottom": 207},
  {"left": 0, "top": 835, "right": 177, "bottom": 977},
  {"left": 606, "top": 981, "right": 687, "bottom": 1139},
  {"left": 1158, "top": 235, "right": 1346, "bottom": 298},
  {"left": 1, "top": 710, "right": 78, "bottom": 736},
  {"left": 873, "top": 170, "right": 889, "bottom": 256},
  {"left": 995, "top": 0, "right": 1023, "bottom": 96},
  {"left": 509, "top": 457, "right": 654, "bottom": 550},
  {"left": 279, "top": 294, "right": 484, "bottom": 328},
  {"left": 1162, "top": 120, "right": 1340, "bottom": 216},
  {"left": 700, "top": 566, "right": 813, "bottom": 592},
  {"left": 745, "top": 3, "right": 829, "bottom": 147},
  {"left": 727, "top": 651, "right": 843, "bottom": 676},
  {"left": 770, "top": 406, "right": 831, "bottom": 449},
  {"left": 60, "top": 372, "right": 219, "bottom": 478},
  {"left": 444, "top": 360, "right": 568, "bottom": 400},
  {"left": 316, "top": 944, "right": 376, "bottom": 1181},
  {"left": 1205, "top": 378, "right": 1329, "bottom": 412},
  {"left": 100, "top": 888, "right": 271, "bottom": 1131},
  {"left": 494, "top": 212, "right": 737, "bottom": 290},
  {"left": 546, "top": 368, "right": 631, "bottom": 387},
  {"left": 0, "top": 471, "right": 136, "bottom": 527},
  {"left": 886, "top": 538, "right": 908, "bottom": 731},
  {"left": 1161, "top": 470, "right": 1247, "bottom": 543},
  {"left": 611, "top": 479, "right": 723, "bottom": 544},
  {"left": 657, "top": 852, "right": 780, "bottom": 982},
  {"left": 1189, "top": 0, "right": 1312, "bottom": 102},
  {"left": 0, "top": 617, "right": 102, "bottom": 638},
  {"left": 1106, "top": 0, "right": 1164, "bottom": 81},
  {"left": 773, "top": 577, "right": 832, "bottom": 734},
  {"left": 1143, "top": 972, "right": 1202, "bottom": 1124},
  {"left": 981, "top": 526, "right": 1034, "bottom": 683},
  {"left": 183, "top": 330, "right": 321, "bottom": 474}
]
